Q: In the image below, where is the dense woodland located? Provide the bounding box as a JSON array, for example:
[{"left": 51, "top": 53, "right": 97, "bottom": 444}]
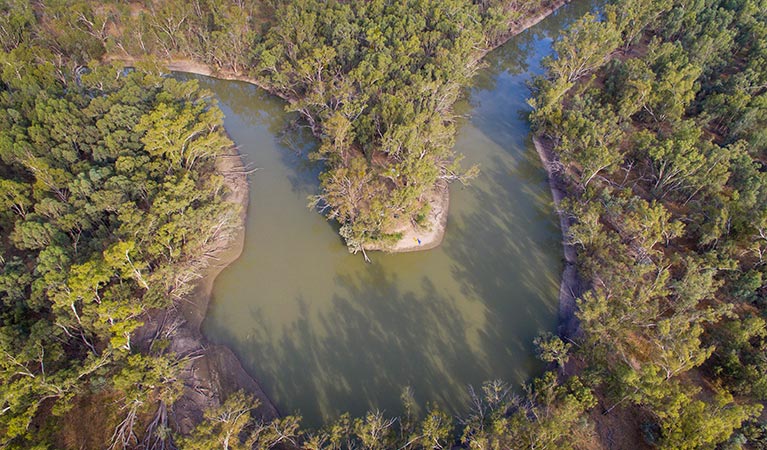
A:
[
  {"left": 0, "top": 45, "right": 239, "bottom": 448},
  {"left": 2, "top": 0, "right": 767, "bottom": 448},
  {"left": 0, "top": 0, "right": 571, "bottom": 448},
  {"left": 529, "top": 0, "right": 767, "bottom": 447}
]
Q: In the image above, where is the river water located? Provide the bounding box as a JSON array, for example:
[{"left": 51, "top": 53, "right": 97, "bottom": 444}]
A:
[{"left": 195, "top": 0, "right": 596, "bottom": 427}]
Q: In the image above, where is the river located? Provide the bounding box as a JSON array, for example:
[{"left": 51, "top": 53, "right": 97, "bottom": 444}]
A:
[{"left": 191, "top": 0, "right": 597, "bottom": 428}]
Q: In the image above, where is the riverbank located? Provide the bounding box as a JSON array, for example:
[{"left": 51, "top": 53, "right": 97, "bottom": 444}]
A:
[
  {"left": 111, "top": 57, "right": 452, "bottom": 254},
  {"left": 176, "top": 142, "right": 280, "bottom": 428},
  {"left": 107, "top": 1, "right": 570, "bottom": 257},
  {"left": 532, "top": 136, "right": 582, "bottom": 338},
  {"left": 363, "top": 181, "right": 450, "bottom": 252},
  {"left": 361, "top": 0, "right": 573, "bottom": 253},
  {"left": 133, "top": 143, "right": 279, "bottom": 432}
]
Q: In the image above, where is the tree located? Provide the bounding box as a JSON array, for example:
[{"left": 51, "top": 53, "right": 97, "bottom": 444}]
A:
[
  {"left": 545, "top": 13, "right": 621, "bottom": 83},
  {"left": 534, "top": 332, "right": 572, "bottom": 373},
  {"left": 461, "top": 375, "right": 596, "bottom": 450},
  {"left": 179, "top": 391, "right": 258, "bottom": 450},
  {"left": 554, "top": 94, "right": 625, "bottom": 187},
  {"left": 656, "top": 389, "right": 761, "bottom": 450},
  {"left": 604, "top": 0, "right": 672, "bottom": 49}
]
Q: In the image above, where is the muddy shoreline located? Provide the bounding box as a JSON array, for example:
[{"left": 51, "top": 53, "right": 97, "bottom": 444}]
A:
[
  {"left": 154, "top": 61, "right": 453, "bottom": 254},
  {"left": 132, "top": 144, "right": 279, "bottom": 433},
  {"left": 108, "top": 0, "right": 571, "bottom": 256},
  {"left": 533, "top": 136, "right": 582, "bottom": 338},
  {"left": 174, "top": 142, "right": 280, "bottom": 428},
  {"left": 364, "top": 0, "right": 573, "bottom": 252},
  {"left": 363, "top": 181, "right": 450, "bottom": 253}
]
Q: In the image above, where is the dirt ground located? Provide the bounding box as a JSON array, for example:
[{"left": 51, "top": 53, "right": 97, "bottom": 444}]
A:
[
  {"left": 364, "top": 181, "right": 450, "bottom": 253},
  {"left": 131, "top": 143, "right": 279, "bottom": 435}
]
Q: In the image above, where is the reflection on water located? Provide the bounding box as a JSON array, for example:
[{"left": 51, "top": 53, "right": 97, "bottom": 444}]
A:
[{"left": 196, "top": 0, "right": 598, "bottom": 428}]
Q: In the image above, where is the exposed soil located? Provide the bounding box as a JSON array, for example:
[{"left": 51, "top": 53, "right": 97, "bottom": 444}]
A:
[
  {"left": 533, "top": 136, "right": 583, "bottom": 338},
  {"left": 366, "top": 0, "right": 573, "bottom": 253},
  {"left": 590, "top": 398, "right": 655, "bottom": 450},
  {"left": 132, "top": 144, "right": 279, "bottom": 434},
  {"left": 108, "top": 0, "right": 572, "bottom": 257},
  {"left": 54, "top": 390, "right": 124, "bottom": 449},
  {"left": 364, "top": 181, "right": 450, "bottom": 252}
]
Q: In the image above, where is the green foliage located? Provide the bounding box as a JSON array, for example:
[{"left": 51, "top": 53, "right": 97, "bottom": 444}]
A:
[
  {"left": 7, "top": 0, "right": 767, "bottom": 448},
  {"left": 178, "top": 391, "right": 261, "bottom": 450},
  {"left": 461, "top": 376, "right": 596, "bottom": 449},
  {"left": 534, "top": 332, "right": 573, "bottom": 371},
  {"left": 0, "top": 49, "right": 236, "bottom": 446},
  {"left": 552, "top": 92, "right": 625, "bottom": 187},
  {"left": 251, "top": 0, "right": 493, "bottom": 247},
  {"left": 656, "top": 388, "right": 761, "bottom": 450},
  {"left": 0, "top": 0, "right": 558, "bottom": 251},
  {"left": 0, "top": 0, "right": 34, "bottom": 51},
  {"left": 710, "top": 316, "right": 767, "bottom": 399},
  {"left": 546, "top": 12, "right": 622, "bottom": 84},
  {"left": 532, "top": 0, "right": 767, "bottom": 447}
]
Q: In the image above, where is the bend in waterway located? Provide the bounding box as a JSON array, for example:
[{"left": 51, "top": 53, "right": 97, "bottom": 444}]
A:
[{"left": 192, "top": 0, "right": 600, "bottom": 429}]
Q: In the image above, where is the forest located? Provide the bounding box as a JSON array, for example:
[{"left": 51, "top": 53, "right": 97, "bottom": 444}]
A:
[
  {"left": 0, "top": 45, "right": 239, "bottom": 448},
  {"left": 529, "top": 0, "right": 767, "bottom": 446},
  {"left": 1, "top": 0, "right": 767, "bottom": 448}
]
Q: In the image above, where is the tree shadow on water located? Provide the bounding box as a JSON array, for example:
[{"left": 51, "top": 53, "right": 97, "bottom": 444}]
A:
[
  {"left": 208, "top": 264, "right": 513, "bottom": 428},
  {"left": 185, "top": 74, "right": 322, "bottom": 198},
  {"left": 443, "top": 154, "right": 562, "bottom": 392},
  {"left": 192, "top": 0, "right": 610, "bottom": 427}
]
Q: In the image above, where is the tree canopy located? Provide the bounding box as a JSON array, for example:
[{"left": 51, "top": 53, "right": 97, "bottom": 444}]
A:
[
  {"left": 530, "top": 0, "right": 767, "bottom": 446},
  {"left": 0, "top": 46, "right": 238, "bottom": 447}
]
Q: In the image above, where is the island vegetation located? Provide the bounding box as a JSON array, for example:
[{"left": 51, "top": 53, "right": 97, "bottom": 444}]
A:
[
  {"left": 0, "top": 0, "right": 573, "bottom": 448},
  {"left": 2, "top": 0, "right": 767, "bottom": 448}
]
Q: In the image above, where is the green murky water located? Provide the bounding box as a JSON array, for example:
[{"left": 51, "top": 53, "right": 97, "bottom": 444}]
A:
[{"left": 195, "top": 0, "right": 596, "bottom": 427}]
